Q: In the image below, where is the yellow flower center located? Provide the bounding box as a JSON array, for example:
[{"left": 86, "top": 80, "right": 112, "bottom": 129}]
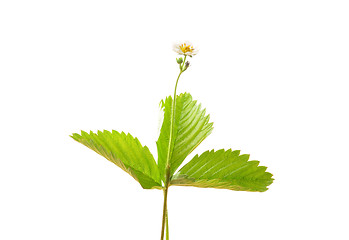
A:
[{"left": 180, "top": 43, "right": 194, "bottom": 54}]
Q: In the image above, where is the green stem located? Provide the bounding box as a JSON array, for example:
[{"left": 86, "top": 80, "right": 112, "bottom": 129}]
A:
[
  {"left": 160, "top": 55, "right": 187, "bottom": 240},
  {"left": 166, "top": 200, "right": 169, "bottom": 240},
  {"left": 160, "top": 187, "right": 169, "bottom": 240}
]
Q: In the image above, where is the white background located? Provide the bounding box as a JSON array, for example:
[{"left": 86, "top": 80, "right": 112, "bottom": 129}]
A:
[{"left": 1, "top": 0, "right": 348, "bottom": 239}]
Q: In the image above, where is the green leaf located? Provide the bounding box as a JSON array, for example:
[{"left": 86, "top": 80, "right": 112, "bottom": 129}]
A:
[
  {"left": 170, "top": 149, "right": 273, "bottom": 192},
  {"left": 156, "top": 93, "right": 214, "bottom": 182},
  {"left": 71, "top": 130, "right": 162, "bottom": 189}
]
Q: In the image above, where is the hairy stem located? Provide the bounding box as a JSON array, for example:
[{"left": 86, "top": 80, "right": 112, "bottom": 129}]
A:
[
  {"left": 166, "top": 208, "right": 169, "bottom": 240},
  {"left": 160, "top": 187, "right": 169, "bottom": 240},
  {"left": 160, "top": 56, "right": 186, "bottom": 240}
]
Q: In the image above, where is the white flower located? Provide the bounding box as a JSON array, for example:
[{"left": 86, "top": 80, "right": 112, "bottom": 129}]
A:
[{"left": 173, "top": 42, "right": 198, "bottom": 56}]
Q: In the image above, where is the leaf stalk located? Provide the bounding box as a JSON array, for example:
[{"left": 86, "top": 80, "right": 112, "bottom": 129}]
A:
[{"left": 160, "top": 187, "right": 169, "bottom": 240}]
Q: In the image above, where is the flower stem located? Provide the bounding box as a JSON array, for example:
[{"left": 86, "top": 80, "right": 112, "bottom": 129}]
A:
[{"left": 160, "top": 56, "right": 187, "bottom": 240}]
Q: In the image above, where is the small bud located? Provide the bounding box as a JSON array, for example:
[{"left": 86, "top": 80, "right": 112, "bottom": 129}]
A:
[
  {"left": 176, "top": 57, "right": 183, "bottom": 64},
  {"left": 183, "top": 61, "right": 190, "bottom": 71}
]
